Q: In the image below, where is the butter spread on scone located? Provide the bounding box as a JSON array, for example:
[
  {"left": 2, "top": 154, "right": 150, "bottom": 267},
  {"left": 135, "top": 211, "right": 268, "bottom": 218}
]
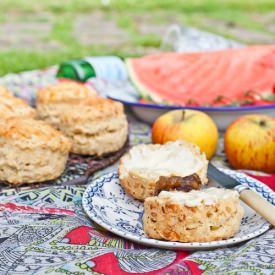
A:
[
  {"left": 0, "top": 118, "right": 71, "bottom": 185},
  {"left": 143, "top": 187, "right": 244, "bottom": 242},
  {"left": 158, "top": 188, "right": 239, "bottom": 207},
  {"left": 118, "top": 140, "right": 208, "bottom": 200}
]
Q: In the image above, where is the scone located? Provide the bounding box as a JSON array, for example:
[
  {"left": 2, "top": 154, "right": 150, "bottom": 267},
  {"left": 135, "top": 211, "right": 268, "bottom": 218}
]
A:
[
  {"left": 143, "top": 188, "right": 244, "bottom": 242},
  {"left": 0, "top": 86, "right": 13, "bottom": 97},
  {"left": 118, "top": 141, "right": 208, "bottom": 200},
  {"left": 0, "top": 94, "right": 36, "bottom": 119},
  {"left": 58, "top": 97, "right": 128, "bottom": 156},
  {"left": 36, "top": 81, "right": 97, "bottom": 127},
  {"left": 0, "top": 118, "right": 71, "bottom": 185}
]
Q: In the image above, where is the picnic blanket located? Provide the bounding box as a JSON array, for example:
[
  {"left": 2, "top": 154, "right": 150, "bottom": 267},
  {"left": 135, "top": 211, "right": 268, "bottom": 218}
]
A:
[{"left": 0, "top": 68, "right": 274, "bottom": 274}]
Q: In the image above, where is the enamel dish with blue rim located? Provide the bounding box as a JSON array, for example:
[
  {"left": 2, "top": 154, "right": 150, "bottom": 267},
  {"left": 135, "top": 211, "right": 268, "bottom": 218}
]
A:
[{"left": 101, "top": 79, "right": 275, "bottom": 131}]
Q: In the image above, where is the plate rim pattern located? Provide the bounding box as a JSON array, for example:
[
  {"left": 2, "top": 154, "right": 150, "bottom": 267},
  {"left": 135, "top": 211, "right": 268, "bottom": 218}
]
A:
[{"left": 82, "top": 169, "right": 272, "bottom": 250}]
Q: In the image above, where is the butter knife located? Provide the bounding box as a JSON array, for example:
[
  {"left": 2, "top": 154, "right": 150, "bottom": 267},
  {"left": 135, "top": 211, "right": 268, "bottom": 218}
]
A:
[{"left": 208, "top": 162, "right": 275, "bottom": 227}]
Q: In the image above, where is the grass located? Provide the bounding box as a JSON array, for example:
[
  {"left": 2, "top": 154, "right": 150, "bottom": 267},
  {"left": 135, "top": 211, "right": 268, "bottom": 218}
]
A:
[
  {"left": 1, "top": 0, "right": 275, "bottom": 13},
  {"left": 0, "top": 0, "right": 274, "bottom": 75}
]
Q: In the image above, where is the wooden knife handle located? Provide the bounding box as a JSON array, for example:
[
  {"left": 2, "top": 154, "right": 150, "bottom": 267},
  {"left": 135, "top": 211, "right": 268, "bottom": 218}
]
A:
[{"left": 240, "top": 189, "right": 275, "bottom": 227}]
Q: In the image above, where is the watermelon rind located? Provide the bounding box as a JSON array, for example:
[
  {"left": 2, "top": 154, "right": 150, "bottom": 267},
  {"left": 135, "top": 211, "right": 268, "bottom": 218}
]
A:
[{"left": 125, "top": 58, "right": 167, "bottom": 104}]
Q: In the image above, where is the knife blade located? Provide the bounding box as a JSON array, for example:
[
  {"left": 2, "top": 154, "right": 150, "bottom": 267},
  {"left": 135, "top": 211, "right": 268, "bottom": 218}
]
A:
[
  {"left": 207, "top": 162, "right": 275, "bottom": 227},
  {"left": 208, "top": 162, "right": 240, "bottom": 189}
]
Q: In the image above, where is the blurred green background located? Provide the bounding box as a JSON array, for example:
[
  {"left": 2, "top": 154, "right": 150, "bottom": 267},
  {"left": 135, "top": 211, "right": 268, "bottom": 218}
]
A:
[{"left": 0, "top": 0, "right": 275, "bottom": 75}]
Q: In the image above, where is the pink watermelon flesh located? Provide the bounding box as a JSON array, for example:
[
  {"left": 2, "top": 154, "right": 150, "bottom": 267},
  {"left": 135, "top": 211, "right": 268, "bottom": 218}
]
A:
[{"left": 127, "top": 46, "right": 275, "bottom": 106}]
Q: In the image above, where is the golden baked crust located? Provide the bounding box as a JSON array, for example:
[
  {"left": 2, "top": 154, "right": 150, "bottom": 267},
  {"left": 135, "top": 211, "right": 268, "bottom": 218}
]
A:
[
  {"left": 0, "top": 145, "right": 69, "bottom": 185},
  {"left": 59, "top": 98, "right": 128, "bottom": 156},
  {"left": 0, "top": 117, "right": 71, "bottom": 185},
  {"left": 118, "top": 141, "right": 208, "bottom": 200},
  {"left": 0, "top": 117, "right": 71, "bottom": 152},
  {"left": 36, "top": 102, "right": 71, "bottom": 128},
  {"left": 143, "top": 188, "right": 244, "bottom": 242},
  {"left": 0, "top": 95, "right": 36, "bottom": 119},
  {"left": 37, "top": 81, "right": 97, "bottom": 104},
  {"left": 119, "top": 172, "right": 157, "bottom": 200},
  {"left": 66, "top": 124, "right": 128, "bottom": 156},
  {"left": 0, "top": 86, "right": 13, "bottom": 97},
  {"left": 36, "top": 82, "right": 98, "bottom": 128},
  {"left": 60, "top": 97, "right": 124, "bottom": 123}
]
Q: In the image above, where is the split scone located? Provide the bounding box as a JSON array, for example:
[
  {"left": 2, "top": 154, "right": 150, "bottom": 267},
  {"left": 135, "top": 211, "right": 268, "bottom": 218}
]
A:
[
  {"left": 36, "top": 81, "right": 97, "bottom": 127},
  {"left": 0, "top": 118, "right": 71, "bottom": 185},
  {"left": 118, "top": 141, "right": 208, "bottom": 200},
  {"left": 0, "top": 94, "right": 36, "bottom": 119},
  {"left": 143, "top": 188, "right": 244, "bottom": 242},
  {"left": 58, "top": 97, "right": 128, "bottom": 156}
]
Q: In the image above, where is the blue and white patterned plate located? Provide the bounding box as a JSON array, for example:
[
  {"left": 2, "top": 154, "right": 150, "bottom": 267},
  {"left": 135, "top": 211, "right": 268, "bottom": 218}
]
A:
[{"left": 82, "top": 169, "right": 273, "bottom": 250}]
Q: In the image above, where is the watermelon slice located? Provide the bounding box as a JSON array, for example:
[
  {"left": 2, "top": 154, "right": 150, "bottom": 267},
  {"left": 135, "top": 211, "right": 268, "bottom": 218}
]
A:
[{"left": 126, "top": 46, "right": 275, "bottom": 107}]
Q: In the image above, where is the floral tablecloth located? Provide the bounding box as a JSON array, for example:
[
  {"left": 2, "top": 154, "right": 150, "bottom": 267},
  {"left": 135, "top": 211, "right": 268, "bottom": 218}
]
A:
[{"left": 0, "top": 68, "right": 274, "bottom": 274}]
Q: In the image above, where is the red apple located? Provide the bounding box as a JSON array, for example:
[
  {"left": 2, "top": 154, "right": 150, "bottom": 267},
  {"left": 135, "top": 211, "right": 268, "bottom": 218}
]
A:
[
  {"left": 224, "top": 114, "right": 275, "bottom": 173},
  {"left": 152, "top": 109, "right": 219, "bottom": 159}
]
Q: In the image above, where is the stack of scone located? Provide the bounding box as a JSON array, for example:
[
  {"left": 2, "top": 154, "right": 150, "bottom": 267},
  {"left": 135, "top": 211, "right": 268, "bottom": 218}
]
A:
[
  {"left": 118, "top": 140, "right": 244, "bottom": 242},
  {"left": 0, "top": 86, "right": 71, "bottom": 185},
  {"left": 37, "top": 82, "right": 128, "bottom": 156},
  {"left": 0, "top": 81, "right": 128, "bottom": 185}
]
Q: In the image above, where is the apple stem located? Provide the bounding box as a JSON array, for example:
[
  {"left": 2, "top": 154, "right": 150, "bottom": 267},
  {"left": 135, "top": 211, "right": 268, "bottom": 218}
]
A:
[
  {"left": 259, "top": 120, "right": 266, "bottom": 127},
  {"left": 182, "top": 110, "right": 185, "bottom": 120}
]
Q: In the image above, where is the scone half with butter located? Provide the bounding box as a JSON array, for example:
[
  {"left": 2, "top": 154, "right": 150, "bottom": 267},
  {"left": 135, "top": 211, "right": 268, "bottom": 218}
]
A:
[
  {"left": 143, "top": 188, "right": 244, "bottom": 242},
  {"left": 118, "top": 140, "right": 208, "bottom": 200},
  {"left": 36, "top": 81, "right": 97, "bottom": 128},
  {"left": 0, "top": 117, "right": 71, "bottom": 185}
]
